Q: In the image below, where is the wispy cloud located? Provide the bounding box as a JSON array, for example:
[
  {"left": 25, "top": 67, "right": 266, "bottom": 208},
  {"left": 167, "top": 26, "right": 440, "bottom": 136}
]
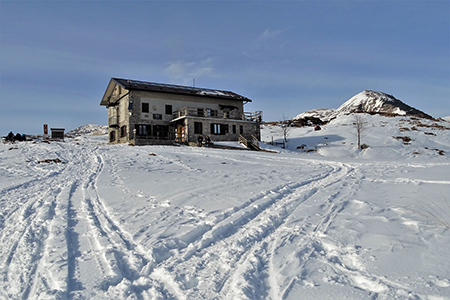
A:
[
  {"left": 164, "top": 58, "right": 218, "bottom": 85},
  {"left": 258, "top": 28, "right": 287, "bottom": 41}
]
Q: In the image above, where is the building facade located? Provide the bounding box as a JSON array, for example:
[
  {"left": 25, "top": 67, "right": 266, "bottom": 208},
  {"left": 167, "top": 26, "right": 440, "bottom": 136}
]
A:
[{"left": 100, "top": 78, "right": 262, "bottom": 146}]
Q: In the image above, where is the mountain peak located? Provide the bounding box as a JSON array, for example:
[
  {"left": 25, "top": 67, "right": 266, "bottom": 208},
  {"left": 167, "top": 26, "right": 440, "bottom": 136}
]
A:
[
  {"left": 330, "top": 90, "right": 432, "bottom": 119},
  {"left": 293, "top": 90, "right": 433, "bottom": 123}
]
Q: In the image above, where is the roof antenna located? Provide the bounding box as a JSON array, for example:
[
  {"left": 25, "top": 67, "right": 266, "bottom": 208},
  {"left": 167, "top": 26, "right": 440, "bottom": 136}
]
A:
[{"left": 193, "top": 78, "right": 195, "bottom": 87}]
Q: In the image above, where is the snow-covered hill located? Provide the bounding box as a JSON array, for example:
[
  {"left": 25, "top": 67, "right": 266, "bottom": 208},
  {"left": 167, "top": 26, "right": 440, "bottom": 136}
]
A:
[
  {"left": 1, "top": 115, "right": 449, "bottom": 299},
  {"left": 264, "top": 114, "right": 450, "bottom": 159},
  {"left": 294, "top": 90, "right": 432, "bottom": 122},
  {"left": 293, "top": 108, "right": 335, "bottom": 120},
  {"left": 67, "top": 124, "right": 108, "bottom": 136},
  {"left": 331, "top": 90, "right": 432, "bottom": 119}
]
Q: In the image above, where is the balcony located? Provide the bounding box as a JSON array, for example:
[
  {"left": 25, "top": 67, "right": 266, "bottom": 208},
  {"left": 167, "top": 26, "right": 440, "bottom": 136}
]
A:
[
  {"left": 243, "top": 111, "right": 263, "bottom": 122},
  {"left": 108, "top": 116, "right": 120, "bottom": 127},
  {"left": 172, "top": 107, "right": 262, "bottom": 122}
]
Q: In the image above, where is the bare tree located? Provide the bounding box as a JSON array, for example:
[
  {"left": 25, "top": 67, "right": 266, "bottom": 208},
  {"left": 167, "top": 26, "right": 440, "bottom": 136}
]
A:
[
  {"left": 280, "top": 114, "right": 291, "bottom": 146},
  {"left": 353, "top": 114, "right": 368, "bottom": 150}
]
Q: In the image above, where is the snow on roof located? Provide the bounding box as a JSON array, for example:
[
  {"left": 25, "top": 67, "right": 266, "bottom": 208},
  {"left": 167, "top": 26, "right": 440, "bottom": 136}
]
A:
[{"left": 112, "top": 78, "right": 252, "bottom": 102}]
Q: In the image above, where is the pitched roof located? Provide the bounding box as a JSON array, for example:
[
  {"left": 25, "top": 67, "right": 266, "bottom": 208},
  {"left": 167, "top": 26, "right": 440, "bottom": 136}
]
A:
[{"left": 112, "top": 78, "right": 252, "bottom": 102}]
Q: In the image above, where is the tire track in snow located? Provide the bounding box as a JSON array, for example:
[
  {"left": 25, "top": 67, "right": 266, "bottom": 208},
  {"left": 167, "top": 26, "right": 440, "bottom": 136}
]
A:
[
  {"left": 101, "top": 150, "right": 337, "bottom": 297},
  {"left": 267, "top": 164, "right": 410, "bottom": 300},
  {"left": 0, "top": 156, "right": 71, "bottom": 299},
  {"left": 273, "top": 167, "right": 361, "bottom": 300},
  {"left": 148, "top": 161, "right": 351, "bottom": 299},
  {"left": 96, "top": 149, "right": 185, "bottom": 298},
  {"left": 221, "top": 162, "right": 354, "bottom": 300},
  {"left": 8, "top": 143, "right": 96, "bottom": 299},
  {"left": 0, "top": 142, "right": 158, "bottom": 299},
  {"left": 67, "top": 149, "right": 169, "bottom": 299}
]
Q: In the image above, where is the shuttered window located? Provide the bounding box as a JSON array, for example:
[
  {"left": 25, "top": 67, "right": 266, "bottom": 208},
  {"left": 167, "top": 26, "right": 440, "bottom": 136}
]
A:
[
  {"left": 194, "top": 122, "right": 202, "bottom": 134},
  {"left": 211, "top": 123, "right": 226, "bottom": 135},
  {"left": 135, "top": 124, "right": 151, "bottom": 136},
  {"left": 142, "top": 103, "right": 149, "bottom": 113},
  {"left": 120, "top": 125, "right": 127, "bottom": 138}
]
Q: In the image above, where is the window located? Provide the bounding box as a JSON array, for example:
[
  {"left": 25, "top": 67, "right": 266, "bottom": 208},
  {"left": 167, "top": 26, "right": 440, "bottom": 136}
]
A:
[
  {"left": 197, "top": 108, "right": 204, "bottom": 117},
  {"left": 240, "top": 125, "right": 243, "bottom": 134},
  {"left": 120, "top": 125, "right": 127, "bottom": 138},
  {"left": 206, "top": 109, "right": 218, "bottom": 117},
  {"left": 109, "top": 131, "right": 116, "bottom": 142},
  {"left": 232, "top": 125, "right": 236, "bottom": 134},
  {"left": 142, "top": 103, "right": 149, "bottom": 113},
  {"left": 211, "top": 124, "right": 219, "bottom": 135},
  {"left": 153, "top": 125, "right": 169, "bottom": 138},
  {"left": 194, "top": 122, "right": 202, "bottom": 134},
  {"left": 211, "top": 123, "right": 226, "bottom": 135},
  {"left": 153, "top": 114, "right": 162, "bottom": 120},
  {"left": 135, "top": 124, "right": 151, "bottom": 136},
  {"left": 165, "top": 105, "right": 172, "bottom": 115}
]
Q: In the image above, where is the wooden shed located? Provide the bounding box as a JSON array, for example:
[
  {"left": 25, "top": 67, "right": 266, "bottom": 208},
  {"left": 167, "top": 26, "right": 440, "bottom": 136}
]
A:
[{"left": 51, "top": 128, "right": 65, "bottom": 140}]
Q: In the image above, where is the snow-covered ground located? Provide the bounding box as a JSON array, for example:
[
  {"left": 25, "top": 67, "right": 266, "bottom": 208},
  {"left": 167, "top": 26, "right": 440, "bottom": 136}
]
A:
[{"left": 1, "top": 115, "right": 449, "bottom": 300}]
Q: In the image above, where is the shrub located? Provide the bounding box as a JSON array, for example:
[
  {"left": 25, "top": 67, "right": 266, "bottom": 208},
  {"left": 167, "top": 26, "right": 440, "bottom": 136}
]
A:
[
  {"left": 393, "top": 136, "right": 412, "bottom": 144},
  {"left": 416, "top": 193, "right": 450, "bottom": 228}
]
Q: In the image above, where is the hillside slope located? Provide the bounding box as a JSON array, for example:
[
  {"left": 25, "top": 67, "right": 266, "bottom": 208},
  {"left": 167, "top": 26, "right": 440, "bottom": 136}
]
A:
[
  {"left": 67, "top": 124, "right": 108, "bottom": 136},
  {"left": 263, "top": 114, "right": 450, "bottom": 159},
  {"left": 1, "top": 116, "right": 449, "bottom": 299}
]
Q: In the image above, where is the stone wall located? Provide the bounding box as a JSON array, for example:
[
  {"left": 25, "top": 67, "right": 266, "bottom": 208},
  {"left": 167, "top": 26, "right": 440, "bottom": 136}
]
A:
[{"left": 105, "top": 87, "right": 260, "bottom": 145}]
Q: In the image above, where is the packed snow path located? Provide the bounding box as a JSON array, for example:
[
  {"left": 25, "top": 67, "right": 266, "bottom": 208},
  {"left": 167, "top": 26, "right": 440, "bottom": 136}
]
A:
[{"left": 1, "top": 137, "right": 449, "bottom": 299}]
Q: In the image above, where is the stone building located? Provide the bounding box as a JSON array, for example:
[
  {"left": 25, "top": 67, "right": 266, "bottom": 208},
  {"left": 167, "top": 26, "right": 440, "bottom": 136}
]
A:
[{"left": 100, "top": 78, "right": 262, "bottom": 147}]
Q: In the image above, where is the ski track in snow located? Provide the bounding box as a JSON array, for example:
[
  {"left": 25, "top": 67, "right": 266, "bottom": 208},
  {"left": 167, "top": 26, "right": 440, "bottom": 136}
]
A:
[
  {"left": 1, "top": 138, "right": 449, "bottom": 299},
  {"left": 0, "top": 143, "right": 159, "bottom": 299},
  {"left": 165, "top": 164, "right": 347, "bottom": 297}
]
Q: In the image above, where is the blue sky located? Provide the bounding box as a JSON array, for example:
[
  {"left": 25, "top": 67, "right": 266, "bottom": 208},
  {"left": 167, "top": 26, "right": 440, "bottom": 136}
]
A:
[{"left": 1, "top": 0, "right": 449, "bottom": 134}]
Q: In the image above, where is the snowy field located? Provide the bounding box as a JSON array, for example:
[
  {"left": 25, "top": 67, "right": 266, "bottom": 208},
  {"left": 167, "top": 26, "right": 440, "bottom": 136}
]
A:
[{"left": 1, "top": 115, "right": 450, "bottom": 300}]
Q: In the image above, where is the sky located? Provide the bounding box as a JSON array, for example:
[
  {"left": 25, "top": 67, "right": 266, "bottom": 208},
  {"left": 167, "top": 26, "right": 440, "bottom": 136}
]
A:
[{"left": 1, "top": 0, "right": 449, "bottom": 134}]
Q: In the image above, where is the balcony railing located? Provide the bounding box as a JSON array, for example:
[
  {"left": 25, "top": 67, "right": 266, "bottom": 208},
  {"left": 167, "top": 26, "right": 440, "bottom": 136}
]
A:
[
  {"left": 243, "top": 111, "right": 262, "bottom": 122},
  {"left": 108, "top": 116, "right": 119, "bottom": 127},
  {"left": 172, "top": 107, "right": 262, "bottom": 122}
]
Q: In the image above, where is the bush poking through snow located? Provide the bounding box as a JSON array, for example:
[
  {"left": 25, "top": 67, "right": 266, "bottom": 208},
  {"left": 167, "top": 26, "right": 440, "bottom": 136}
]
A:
[
  {"left": 393, "top": 136, "right": 412, "bottom": 145},
  {"left": 416, "top": 193, "right": 450, "bottom": 228},
  {"left": 424, "top": 147, "right": 445, "bottom": 156},
  {"left": 37, "top": 158, "right": 65, "bottom": 164}
]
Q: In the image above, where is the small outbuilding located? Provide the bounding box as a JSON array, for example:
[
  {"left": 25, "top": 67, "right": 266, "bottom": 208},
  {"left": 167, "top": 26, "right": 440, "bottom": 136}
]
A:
[{"left": 51, "top": 128, "right": 65, "bottom": 140}]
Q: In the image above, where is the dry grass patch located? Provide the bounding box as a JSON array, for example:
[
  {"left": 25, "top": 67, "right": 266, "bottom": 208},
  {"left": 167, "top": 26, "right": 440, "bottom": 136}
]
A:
[{"left": 393, "top": 136, "right": 412, "bottom": 145}]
